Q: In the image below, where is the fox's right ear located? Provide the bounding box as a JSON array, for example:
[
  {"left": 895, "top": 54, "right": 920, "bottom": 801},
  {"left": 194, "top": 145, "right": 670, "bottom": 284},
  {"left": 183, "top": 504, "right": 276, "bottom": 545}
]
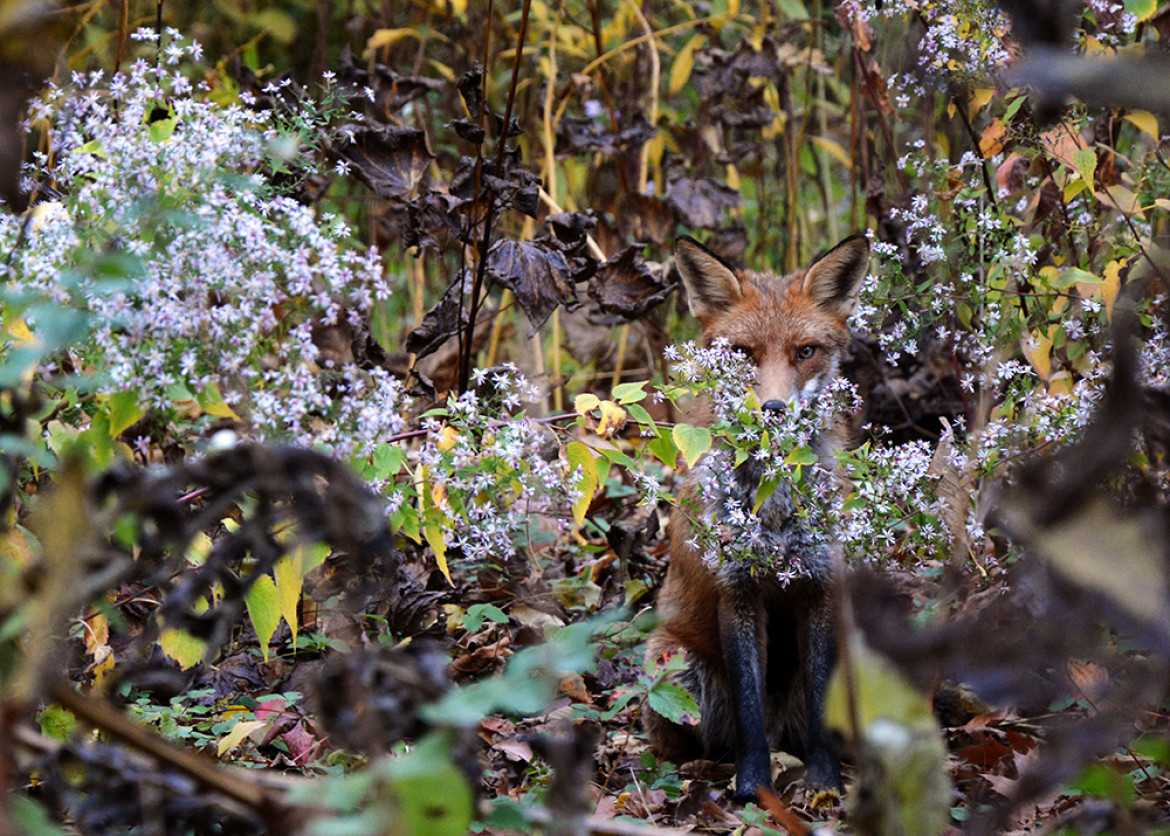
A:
[{"left": 675, "top": 236, "right": 743, "bottom": 319}]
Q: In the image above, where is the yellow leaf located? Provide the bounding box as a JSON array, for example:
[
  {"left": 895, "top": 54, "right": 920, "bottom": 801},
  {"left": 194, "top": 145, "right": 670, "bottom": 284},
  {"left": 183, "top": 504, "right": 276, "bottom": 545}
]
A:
[
  {"left": 159, "top": 627, "right": 207, "bottom": 669},
  {"left": 424, "top": 524, "right": 453, "bottom": 585},
  {"left": 1101, "top": 183, "right": 1144, "bottom": 218},
  {"left": 436, "top": 425, "right": 459, "bottom": 452},
  {"left": 595, "top": 400, "right": 627, "bottom": 439},
  {"left": 969, "top": 86, "right": 995, "bottom": 116},
  {"left": 217, "top": 719, "right": 267, "bottom": 757},
  {"left": 810, "top": 135, "right": 852, "bottom": 168},
  {"left": 1102, "top": 259, "right": 1123, "bottom": 322},
  {"left": 669, "top": 34, "right": 706, "bottom": 95},
  {"left": 7, "top": 317, "right": 33, "bottom": 343},
  {"left": 185, "top": 531, "right": 213, "bottom": 565},
  {"left": 274, "top": 554, "right": 302, "bottom": 649},
  {"left": 245, "top": 574, "right": 280, "bottom": 662},
  {"left": 431, "top": 480, "right": 449, "bottom": 509},
  {"left": 574, "top": 393, "right": 601, "bottom": 415},
  {"left": 426, "top": 59, "right": 456, "bottom": 82},
  {"left": 978, "top": 118, "right": 1005, "bottom": 157},
  {"left": 1022, "top": 329, "right": 1053, "bottom": 380},
  {"left": 565, "top": 441, "right": 599, "bottom": 526},
  {"left": 91, "top": 646, "right": 115, "bottom": 689},
  {"left": 83, "top": 611, "right": 109, "bottom": 656},
  {"left": 1124, "top": 110, "right": 1159, "bottom": 138},
  {"left": 196, "top": 382, "right": 240, "bottom": 420},
  {"left": 0, "top": 524, "right": 32, "bottom": 567},
  {"left": 365, "top": 28, "right": 422, "bottom": 57}
]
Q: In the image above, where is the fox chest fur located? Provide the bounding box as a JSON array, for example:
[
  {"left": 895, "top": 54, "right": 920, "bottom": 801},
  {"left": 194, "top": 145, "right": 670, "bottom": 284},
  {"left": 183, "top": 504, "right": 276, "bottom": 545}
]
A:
[{"left": 645, "top": 234, "right": 869, "bottom": 802}]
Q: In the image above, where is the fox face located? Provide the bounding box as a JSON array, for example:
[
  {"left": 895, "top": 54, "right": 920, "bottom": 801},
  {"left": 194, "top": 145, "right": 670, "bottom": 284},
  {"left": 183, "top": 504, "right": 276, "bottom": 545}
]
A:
[{"left": 675, "top": 235, "right": 870, "bottom": 410}]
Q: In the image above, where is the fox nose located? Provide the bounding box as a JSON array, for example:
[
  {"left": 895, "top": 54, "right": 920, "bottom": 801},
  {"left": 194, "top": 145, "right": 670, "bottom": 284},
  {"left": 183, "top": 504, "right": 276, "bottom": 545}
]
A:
[{"left": 761, "top": 399, "right": 786, "bottom": 414}]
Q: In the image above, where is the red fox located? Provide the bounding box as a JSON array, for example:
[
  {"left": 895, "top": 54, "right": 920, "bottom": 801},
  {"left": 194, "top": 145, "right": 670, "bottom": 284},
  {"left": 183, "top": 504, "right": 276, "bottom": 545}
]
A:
[{"left": 645, "top": 233, "right": 870, "bottom": 801}]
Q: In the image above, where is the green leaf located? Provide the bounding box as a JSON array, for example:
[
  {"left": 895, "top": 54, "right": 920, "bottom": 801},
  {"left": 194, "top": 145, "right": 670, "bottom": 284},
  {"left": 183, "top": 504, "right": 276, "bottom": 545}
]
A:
[
  {"left": 671, "top": 424, "right": 712, "bottom": 469},
  {"left": 107, "top": 390, "right": 144, "bottom": 437},
  {"left": 478, "top": 797, "right": 530, "bottom": 832},
  {"left": 784, "top": 445, "right": 818, "bottom": 467},
  {"left": 1003, "top": 92, "right": 1026, "bottom": 121},
  {"left": 611, "top": 381, "right": 648, "bottom": 404},
  {"left": 159, "top": 627, "right": 207, "bottom": 669},
  {"left": 647, "top": 680, "right": 702, "bottom": 725},
  {"left": 1125, "top": 0, "right": 1157, "bottom": 21},
  {"left": 39, "top": 704, "right": 76, "bottom": 742},
  {"left": 1070, "top": 762, "right": 1137, "bottom": 804},
  {"left": 464, "top": 603, "right": 508, "bottom": 633},
  {"left": 8, "top": 796, "right": 69, "bottom": 836},
  {"left": 387, "top": 733, "right": 475, "bottom": 836},
  {"left": 1072, "top": 147, "right": 1097, "bottom": 196},
  {"left": 753, "top": 474, "right": 781, "bottom": 513},
  {"left": 826, "top": 637, "right": 950, "bottom": 836},
  {"left": 372, "top": 443, "right": 407, "bottom": 479},
  {"left": 1057, "top": 266, "right": 1100, "bottom": 289},
  {"left": 149, "top": 117, "right": 178, "bottom": 143},
  {"left": 75, "top": 139, "right": 107, "bottom": 159},
  {"left": 393, "top": 502, "right": 421, "bottom": 543},
  {"left": 646, "top": 427, "right": 679, "bottom": 467},
  {"left": 566, "top": 441, "right": 599, "bottom": 526},
  {"left": 776, "top": 0, "right": 810, "bottom": 19},
  {"left": 245, "top": 575, "right": 281, "bottom": 662},
  {"left": 625, "top": 402, "right": 654, "bottom": 427}
]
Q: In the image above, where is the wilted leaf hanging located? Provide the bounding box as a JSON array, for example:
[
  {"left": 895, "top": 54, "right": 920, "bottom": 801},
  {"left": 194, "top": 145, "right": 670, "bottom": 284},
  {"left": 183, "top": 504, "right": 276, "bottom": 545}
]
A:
[
  {"left": 666, "top": 177, "right": 741, "bottom": 229},
  {"left": 333, "top": 123, "right": 433, "bottom": 200},
  {"left": 587, "top": 246, "right": 673, "bottom": 323},
  {"left": 457, "top": 64, "right": 483, "bottom": 120},
  {"left": 450, "top": 149, "right": 540, "bottom": 217},
  {"left": 555, "top": 114, "right": 656, "bottom": 156},
  {"left": 406, "top": 273, "right": 470, "bottom": 359},
  {"left": 485, "top": 239, "right": 581, "bottom": 335},
  {"left": 616, "top": 194, "right": 677, "bottom": 245},
  {"left": 405, "top": 191, "right": 471, "bottom": 251}
]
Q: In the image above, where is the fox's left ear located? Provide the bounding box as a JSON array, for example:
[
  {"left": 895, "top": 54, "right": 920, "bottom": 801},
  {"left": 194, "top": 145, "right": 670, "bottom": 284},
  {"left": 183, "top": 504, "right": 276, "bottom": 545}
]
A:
[{"left": 800, "top": 234, "right": 870, "bottom": 319}]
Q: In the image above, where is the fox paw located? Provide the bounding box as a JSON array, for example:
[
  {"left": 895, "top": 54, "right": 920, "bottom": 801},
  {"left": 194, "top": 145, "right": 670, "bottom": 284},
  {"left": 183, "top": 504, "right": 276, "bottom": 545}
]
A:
[{"left": 808, "top": 787, "right": 842, "bottom": 809}]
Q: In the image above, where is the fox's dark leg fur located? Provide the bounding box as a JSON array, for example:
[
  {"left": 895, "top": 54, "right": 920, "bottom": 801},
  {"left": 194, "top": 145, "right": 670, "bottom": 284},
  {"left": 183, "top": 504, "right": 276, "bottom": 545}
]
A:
[
  {"left": 720, "top": 579, "right": 772, "bottom": 801},
  {"left": 798, "top": 589, "right": 841, "bottom": 789}
]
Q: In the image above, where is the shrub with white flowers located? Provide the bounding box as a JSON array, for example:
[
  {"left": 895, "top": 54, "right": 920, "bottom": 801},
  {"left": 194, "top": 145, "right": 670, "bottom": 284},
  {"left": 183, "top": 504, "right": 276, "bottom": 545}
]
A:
[{"left": 4, "top": 31, "right": 402, "bottom": 458}]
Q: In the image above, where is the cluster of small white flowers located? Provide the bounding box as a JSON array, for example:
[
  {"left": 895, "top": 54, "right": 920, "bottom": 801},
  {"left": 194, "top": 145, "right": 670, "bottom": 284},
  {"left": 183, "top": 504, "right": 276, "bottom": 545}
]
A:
[
  {"left": 833, "top": 440, "right": 950, "bottom": 560},
  {"left": 1140, "top": 306, "right": 1170, "bottom": 388},
  {"left": 663, "top": 338, "right": 758, "bottom": 421},
  {"left": 861, "top": 0, "right": 1012, "bottom": 79},
  {"left": 417, "top": 366, "right": 569, "bottom": 564},
  {"left": 1085, "top": 0, "right": 1137, "bottom": 46},
  {"left": 4, "top": 32, "right": 401, "bottom": 457}
]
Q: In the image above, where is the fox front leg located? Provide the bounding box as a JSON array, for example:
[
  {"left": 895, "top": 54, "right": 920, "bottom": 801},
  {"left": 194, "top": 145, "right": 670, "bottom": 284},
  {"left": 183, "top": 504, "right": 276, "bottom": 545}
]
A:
[
  {"left": 800, "top": 599, "right": 842, "bottom": 790},
  {"left": 719, "top": 589, "right": 772, "bottom": 802}
]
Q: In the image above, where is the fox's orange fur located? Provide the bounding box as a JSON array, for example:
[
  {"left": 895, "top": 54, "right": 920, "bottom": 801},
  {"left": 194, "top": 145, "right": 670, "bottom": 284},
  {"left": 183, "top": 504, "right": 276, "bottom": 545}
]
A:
[{"left": 646, "top": 234, "right": 869, "bottom": 801}]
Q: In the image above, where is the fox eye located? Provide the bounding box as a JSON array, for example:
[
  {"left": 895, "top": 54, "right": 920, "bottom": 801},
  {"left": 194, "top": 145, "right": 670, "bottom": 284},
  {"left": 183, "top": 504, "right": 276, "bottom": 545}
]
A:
[
  {"left": 730, "top": 343, "right": 755, "bottom": 361},
  {"left": 796, "top": 345, "right": 817, "bottom": 361}
]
